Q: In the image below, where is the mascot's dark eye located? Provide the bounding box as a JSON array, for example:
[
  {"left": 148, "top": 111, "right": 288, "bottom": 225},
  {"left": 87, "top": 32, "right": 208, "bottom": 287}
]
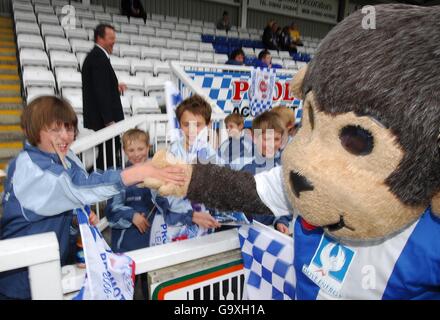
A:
[
  {"left": 339, "top": 125, "right": 373, "bottom": 156},
  {"left": 308, "top": 105, "right": 315, "bottom": 130}
]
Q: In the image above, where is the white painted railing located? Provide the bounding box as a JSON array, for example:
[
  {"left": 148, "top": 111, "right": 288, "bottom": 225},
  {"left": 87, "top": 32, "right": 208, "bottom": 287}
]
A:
[
  {"left": 0, "top": 232, "right": 63, "bottom": 300},
  {"left": 61, "top": 228, "right": 241, "bottom": 299}
]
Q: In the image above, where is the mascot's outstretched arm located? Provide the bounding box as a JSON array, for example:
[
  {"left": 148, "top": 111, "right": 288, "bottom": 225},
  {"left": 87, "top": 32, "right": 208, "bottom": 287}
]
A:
[
  {"left": 141, "top": 149, "right": 272, "bottom": 215},
  {"left": 187, "top": 164, "right": 271, "bottom": 214}
]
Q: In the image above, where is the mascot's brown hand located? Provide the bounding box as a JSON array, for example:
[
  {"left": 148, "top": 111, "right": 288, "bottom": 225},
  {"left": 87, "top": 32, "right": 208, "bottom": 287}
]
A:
[{"left": 141, "top": 149, "right": 193, "bottom": 197}]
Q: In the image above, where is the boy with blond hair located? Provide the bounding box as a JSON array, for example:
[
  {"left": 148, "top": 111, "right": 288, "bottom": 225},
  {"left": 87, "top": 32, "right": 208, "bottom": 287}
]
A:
[{"left": 241, "top": 111, "right": 292, "bottom": 234}]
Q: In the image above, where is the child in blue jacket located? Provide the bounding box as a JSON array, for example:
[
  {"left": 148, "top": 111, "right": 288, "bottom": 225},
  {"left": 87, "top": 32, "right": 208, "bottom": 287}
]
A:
[{"left": 0, "top": 96, "right": 185, "bottom": 300}]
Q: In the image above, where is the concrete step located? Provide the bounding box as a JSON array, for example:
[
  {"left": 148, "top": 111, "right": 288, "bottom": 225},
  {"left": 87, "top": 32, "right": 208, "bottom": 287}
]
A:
[
  {"left": 0, "top": 141, "right": 22, "bottom": 160},
  {"left": 0, "top": 64, "right": 18, "bottom": 75},
  {"left": 0, "top": 109, "right": 22, "bottom": 124},
  {"left": 0, "top": 84, "right": 20, "bottom": 96},
  {"left": 0, "top": 74, "right": 20, "bottom": 84},
  {"left": 0, "top": 41, "right": 15, "bottom": 48},
  {"left": 0, "top": 126, "right": 24, "bottom": 142},
  {"left": 0, "top": 97, "right": 22, "bottom": 105},
  {"left": 0, "top": 56, "right": 17, "bottom": 65}
]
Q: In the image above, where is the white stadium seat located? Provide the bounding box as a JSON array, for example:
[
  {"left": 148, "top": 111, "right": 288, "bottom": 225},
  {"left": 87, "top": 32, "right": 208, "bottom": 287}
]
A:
[
  {"left": 151, "top": 14, "right": 165, "bottom": 21},
  {"left": 49, "top": 51, "right": 78, "bottom": 69},
  {"left": 70, "top": 39, "right": 94, "bottom": 54},
  {"left": 116, "top": 33, "right": 131, "bottom": 44},
  {"left": 184, "top": 41, "right": 199, "bottom": 51},
  {"left": 171, "top": 30, "right": 186, "bottom": 40},
  {"left": 65, "top": 28, "right": 89, "bottom": 40},
  {"left": 144, "top": 76, "right": 166, "bottom": 95},
  {"left": 186, "top": 32, "right": 201, "bottom": 42},
  {"left": 121, "top": 24, "right": 139, "bottom": 35},
  {"left": 22, "top": 68, "right": 56, "bottom": 90},
  {"left": 214, "top": 54, "right": 228, "bottom": 64},
  {"left": 94, "top": 12, "right": 112, "bottom": 23},
  {"left": 26, "top": 87, "right": 56, "bottom": 103},
  {"left": 139, "top": 25, "right": 156, "bottom": 36},
  {"left": 120, "top": 96, "right": 132, "bottom": 115},
  {"left": 15, "top": 22, "right": 41, "bottom": 35},
  {"left": 155, "top": 28, "right": 171, "bottom": 38},
  {"left": 41, "top": 24, "right": 65, "bottom": 38},
  {"left": 175, "top": 24, "right": 189, "bottom": 32},
  {"left": 153, "top": 61, "right": 170, "bottom": 76},
  {"left": 197, "top": 52, "right": 214, "bottom": 63},
  {"left": 131, "top": 96, "right": 161, "bottom": 114},
  {"left": 110, "top": 56, "right": 131, "bottom": 73},
  {"left": 56, "top": 69, "right": 82, "bottom": 94},
  {"left": 149, "top": 37, "right": 166, "bottom": 48},
  {"left": 145, "top": 20, "right": 161, "bottom": 28},
  {"left": 130, "top": 35, "right": 149, "bottom": 47},
  {"left": 17, "top": 34, "right": 45, "bottom": 50},
  {"left": 199, "top": 42, "right": 214, "bottom": 53},
  {"left": 19, "top": 49, "right": 50, "bottom": 69},
  {"left": 160, "top": 21, "right": 175, "bottom": 30},
  {"left": 178, "top": 18, "right": 191, "bottom": 25},
  {"left": 141, "top": 46, "right": 161, "bottom": 60},
  {"left": 64, "top": 94, "right": 83, "bottom": 114},
  {"left": 179, "top": 50, "right": 198, "bottom": 62},
  {"left": 113, "top": 15, "right": 129, "bottom": 24},
  {"left": 161, "top": 48, "right": 179, "bottom": 61},
  {"left": 119, "top": 44, "right": 141, "bottom": 58},
  {"left": 166, "top": 39, "right": 184, "bottom": 50},
  {"left": 129, "top": 17, "right": 145, "bottom": 26},
  {"left": 131, "top": 59, "right": 154, "bottom": 75},
  {"left": 165, "top": 16, "right": 178, "bottom": 23},
  {"left": 45, "top": 36, "right": 71, "bottom": 52},
  {"left": 14, "top": 11, "right": 37, "bottom": 23}
]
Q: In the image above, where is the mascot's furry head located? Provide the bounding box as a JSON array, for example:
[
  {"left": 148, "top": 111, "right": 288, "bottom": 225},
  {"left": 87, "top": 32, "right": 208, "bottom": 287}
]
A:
[{"left": 284, "top": 4, "right": 440, "bottom": 241}]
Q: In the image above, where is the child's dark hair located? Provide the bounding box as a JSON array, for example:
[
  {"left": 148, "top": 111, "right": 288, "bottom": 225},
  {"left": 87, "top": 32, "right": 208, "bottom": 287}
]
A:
[
  {"left": 258, "top": 49, "right": 271, "bottom": 60},
  {"left": 21, "top": 96, "right": 78, "bottom": 146},
  {"left": 224, "top": 113, "right": 244, "bottom": 127},
  {"left": 175, "top": 94, "right": 212, "bottom": 125}
]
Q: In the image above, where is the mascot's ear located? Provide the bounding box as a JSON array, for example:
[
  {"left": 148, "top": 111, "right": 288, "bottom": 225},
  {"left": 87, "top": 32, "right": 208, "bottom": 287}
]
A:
[
  {"left": 290, "top": 66, "right": 308, "bottom": 100},
  {"left": 431, "top": 192, "right": 440, "bottom": 218}
]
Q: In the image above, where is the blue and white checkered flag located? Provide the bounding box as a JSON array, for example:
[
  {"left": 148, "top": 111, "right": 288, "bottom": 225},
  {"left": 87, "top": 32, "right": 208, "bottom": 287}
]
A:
[
  {"left": 164, "top": 81, "right": 183, "bottom": 143},
  {"left": 238, "top": 222, "right": 295, "bottom": 300},
  {"left": 249, "top": 67, "right": 277, "bottom": 117}
]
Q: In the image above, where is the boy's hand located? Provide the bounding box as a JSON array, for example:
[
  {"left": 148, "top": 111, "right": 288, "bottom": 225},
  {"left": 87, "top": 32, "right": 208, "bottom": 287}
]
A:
[
  {"left": 192, "top": 211, "right": 221, "bottom": 229},
  {"left": 141, "top": 149, "right": 193, "bottom": 197},
  {"left": 132, "top": 213, "right": 150, "bottom": 234},
  {"left": 89, "top": 210, "right": 99, "bottom": 226},
  {"left": 276, "top": 223, "right": 290, "bottom": 235}
]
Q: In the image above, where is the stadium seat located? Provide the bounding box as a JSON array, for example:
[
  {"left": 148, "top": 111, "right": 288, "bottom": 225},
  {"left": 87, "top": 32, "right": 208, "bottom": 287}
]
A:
[
  {"left": 70, "top": 39, "right": 94, "bottom": 54},
  {"left": 119, "top": 44, "right": 141, "bottom": 58},
  {"left": 65, "top": 28, "right": 89, "bottom": 40},
  {"left": 161, "top": 48, "right": 179, "bottom": 61},
  {"left": 26, "top": 87, "right": 56, "bottom": 103},
  {"left": 131, "top": 59, "right": 154, "bottom": 75},
  {"left": 144, "top": 76, "right": 166, "bottom": 95},
  {"left": 131, "top": 96, "right": 161, "bottom": 115},
  {"left": 175, "top": 24, "right": 189, "bottom": 32},
  {"left": 283, "top": 60, "right": 298, "bottom": 70},
  {"left": 13, "top": 2, "right": 33, "bottom": 12},
  {"left": 141, "top": 47, "right": 161, "bottom": 60},
  {"left": 139, "top": 25, "right": 156, "bottom": 36},
  {"left": 156, "top": 28, "right": 171, "bottom": 38},
  {"left": 75, "top": 11, "right": 95, "bottom": 21},
  {"left": 94, "top": 12, "right": 112, "bottom": 23},
  {"left": 130, "top": 35, "right": 149, "bottom": 46},
  {"left": 117, "top": 74, "right": 144, "bottom": 92},
  {"left": 19, "top": 49, "right": 50, "bottom": 69},
  {"left": 171, "top": 31, "right": 187, "bottom": 40},
  {"left": 184, "top": 41, "right": 199, "bottom": 51},
  {"left": 45, "top": 36, "right": 71, "bottom": 52},
  {"left": 110, "top": 56, "right": 131, "bottom": 73},
  {"left": 90, "top": 4, "right": 105, "bottom": 12},
  {"left": 186, "top": 32, "right": 201, "bottom": 42},
  {"left": 149, "top": 37, "right": 166, "bottom": 48},
  {"left": 63, "top": 94, "right": 83, "bottom": 114},
  {"left": 120, "top": 95, "right": 132, "bottom": 116},
  {"left": 160, "top": 21, "right": 175, "bottom": 30},
  {"left": 41, "top": 24, "right": 65, "bottom": 38},
  {"left": 17, "top": 34, "right": 45, "bottom": 50},
  {"left": 178, "top": 17, "right": 191, "bottom": 25},
  {"left": 202, "top": 27, "right": 215, "bottom": 36},
  {"left": 34, "top": 5, "right": 55, "bottom": 15},
  {"left": 22, "top": 68, "right": 56, "bottom": 90},
  {"left": 165, "top": 16, "right": 178, "bottom": 23},
  {"left": 153, "top": 61, "right": 170, "bottom": 76},
  {"left": 56, "top": 69, "right": 82, "bottom": 95},
  {"left": 166, "top": 39, "right": 184, "bottom": 50},
  {"left": 75, "top": 52, "right": 87, "bottom": 70},
  {"left": 129, "top": 17, "right": 145, "bottom": 26},
  {"left": 113, "top": 14, "right": 129, "bottom": 24},
  {"left": 151, "top": 13, "right": 165, "bottom": 21},
  {"left": 179, "top": 50, "right": 198, "bottom": 62},
  {"left": 214, "top": 53, "right": 228, "bottom": 64},
  {"left": 106, "top": 6, "right": 121, "bottom": 14},
  {"left": 197, "top": 52, "right": 214, "bottom": 63},
  {"left": 189, "top": 25, "right": 203, "bottom": 33},
  {"left": 145, "top": 20, "right": 161, "bottom": 28},
  {"left": 49, "top": 51, "right": 78, "bottom": 69},
  {"left": 121, "top": 24, "right": 139, "bottom": 35},
  {"left": 278, "top": 50, "right": 291, "bottom": 59},
  {"left": 15, "top": 22, "right": 41, "bottom": 35},
  {"left": 199, "top": 42, "right": 214, "bottom": 53},
  {"left": 115, "top": 33, "right": 131, "bottom": 44},
  {"left": 81, "top": 19, "right": 99, "bottom": 30},
  {"left": 14, "top": 11, "right": 37, "bottom": 23},
  {"left": 191, "top": 20, "right": 204, "bottom": 27}
]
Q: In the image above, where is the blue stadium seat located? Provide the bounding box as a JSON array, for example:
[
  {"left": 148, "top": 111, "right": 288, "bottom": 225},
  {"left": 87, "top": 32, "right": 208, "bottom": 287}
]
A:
[{"left": 201, "top": 34, "right": 215, "bottom": 43}]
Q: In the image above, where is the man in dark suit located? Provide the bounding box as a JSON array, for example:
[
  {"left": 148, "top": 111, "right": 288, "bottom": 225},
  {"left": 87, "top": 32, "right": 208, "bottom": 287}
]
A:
[{"left": 82, "top": 24, "right": 127, "bottom": 170}]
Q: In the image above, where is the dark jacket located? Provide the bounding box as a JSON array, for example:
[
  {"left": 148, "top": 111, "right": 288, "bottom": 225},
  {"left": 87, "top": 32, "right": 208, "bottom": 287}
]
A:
[{"left": 82, "top": 45, "right": 124, "bottom": 131}]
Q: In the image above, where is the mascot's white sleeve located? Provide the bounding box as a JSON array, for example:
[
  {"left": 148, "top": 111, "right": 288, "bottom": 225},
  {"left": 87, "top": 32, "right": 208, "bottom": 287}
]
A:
[{"left": 254, "top": 166, "right": 292, "bottom": 217}]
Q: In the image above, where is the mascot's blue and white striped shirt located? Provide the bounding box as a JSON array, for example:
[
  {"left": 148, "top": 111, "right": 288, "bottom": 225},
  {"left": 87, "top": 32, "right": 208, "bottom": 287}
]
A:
[{"left": 255, "top": 166, "right": 440, "bottom": 299}]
